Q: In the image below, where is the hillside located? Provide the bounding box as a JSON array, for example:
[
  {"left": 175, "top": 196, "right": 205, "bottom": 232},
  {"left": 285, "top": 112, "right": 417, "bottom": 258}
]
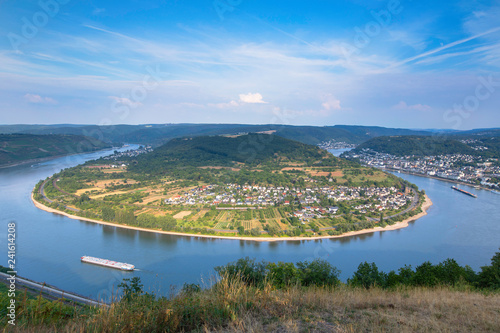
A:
[
  {"left": 0, "top": 134, "right": 112, "bottom": 166},
  {"left": 0, "top": 123, "right": 435, "bottom": 145},
  {"left": 127, "top": 133, "right": 340, "bottom": 173},
  {"left": 352, "top": 136, "right": 478, "bottom": 156}
]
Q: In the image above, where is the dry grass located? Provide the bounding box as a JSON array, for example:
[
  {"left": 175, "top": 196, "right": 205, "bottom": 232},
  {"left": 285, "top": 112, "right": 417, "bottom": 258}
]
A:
[
  {"left": 101, "top": 169, "right": 125, "bottom": 173},
  {"left": 6, "top": 277, "right": 500, "bottom": 333},
  {"left": 206, "top": 285, "right": 500, "bottom": 333}
]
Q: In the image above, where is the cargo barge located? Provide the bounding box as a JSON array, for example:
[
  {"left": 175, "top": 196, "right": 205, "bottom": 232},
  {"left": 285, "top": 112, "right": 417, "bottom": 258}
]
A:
[
  {"left": 451, "top": 186, "right": 477, "bottom": 198},
  {"left": 81, "top": 256, "right": 135, "bottom": 271}
]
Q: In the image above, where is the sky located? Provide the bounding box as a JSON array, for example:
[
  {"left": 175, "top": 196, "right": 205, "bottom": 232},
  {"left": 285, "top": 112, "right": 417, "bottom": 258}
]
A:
[{"left": 0, "top": 0, "right": 499, "bottom": 130}]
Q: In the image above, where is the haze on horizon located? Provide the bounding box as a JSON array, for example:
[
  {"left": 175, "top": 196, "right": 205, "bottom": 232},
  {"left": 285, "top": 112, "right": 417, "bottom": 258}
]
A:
[{"left": 1, "top": 0, "right": 499, "bottom": 130}]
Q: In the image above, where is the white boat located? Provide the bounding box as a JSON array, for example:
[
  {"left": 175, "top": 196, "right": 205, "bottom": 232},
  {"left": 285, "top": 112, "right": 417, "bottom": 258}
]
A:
[{"left": 81, "top": 256, "right": 134, "bottom": 271}]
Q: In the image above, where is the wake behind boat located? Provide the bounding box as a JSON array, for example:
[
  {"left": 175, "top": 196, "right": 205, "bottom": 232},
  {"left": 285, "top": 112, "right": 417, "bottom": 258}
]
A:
[{"left": 81, "top": 256, "right": 135, "bottom": 271}]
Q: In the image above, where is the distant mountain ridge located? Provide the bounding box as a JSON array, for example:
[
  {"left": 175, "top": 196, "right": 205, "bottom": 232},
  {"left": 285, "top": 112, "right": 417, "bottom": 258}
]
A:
[
  {"left": 1, "top": 124, "right": 498, "bottom": 147},
  {"left": 0, "top": 133, "right": 111, "bottom": 166},
  {"left": 0, "top": 123, "right": 436, "bottom": 145},
  {"left": 351, "top": 135, "right": 500, "bottom": 158}
]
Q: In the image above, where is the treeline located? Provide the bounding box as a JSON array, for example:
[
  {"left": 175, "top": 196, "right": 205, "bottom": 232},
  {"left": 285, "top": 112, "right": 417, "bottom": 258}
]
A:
[
  {"left": 353, "top": 136, "right": 478, "bottom": 157},
  {"left": 353, "top": 135, "right": 500, "bottom": 158},
  {"left": 215, "top": 250, "right": 500, "bottom": 290}
]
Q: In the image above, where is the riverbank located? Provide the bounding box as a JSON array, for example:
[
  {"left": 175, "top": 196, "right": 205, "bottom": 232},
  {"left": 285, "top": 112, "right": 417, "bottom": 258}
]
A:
[
  {"left": 31, "top": 192, "right": 433, "bottom": 242},
  {"left": 383, "top": 167, "right": 499, "bottom": 192}
]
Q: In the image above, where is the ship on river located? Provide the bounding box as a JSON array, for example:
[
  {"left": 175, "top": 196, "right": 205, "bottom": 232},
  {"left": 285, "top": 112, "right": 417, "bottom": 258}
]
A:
[
  {"left": 451, "top": 186, "right": 477, "bottom": 198},
  {"left": 81, "top": 256, "right": 135, "bottom": 271}
]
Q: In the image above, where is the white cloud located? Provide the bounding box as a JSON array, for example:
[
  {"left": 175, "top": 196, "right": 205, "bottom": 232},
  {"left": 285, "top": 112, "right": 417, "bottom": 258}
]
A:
[
  {"left": 238, "top": 92, "right": 268, "bottom": 104},
  {"left": 24, "top": 93, "right": 57, "bottom": 105},
  {"left": 108, "top": 96, "right": 142, "bottom": 108},
  {"left": 393, "top": 101, "right": 432, "bottom": 112},
  {"left": 321, "top": 95, "right": 341, "bottom": 111}
]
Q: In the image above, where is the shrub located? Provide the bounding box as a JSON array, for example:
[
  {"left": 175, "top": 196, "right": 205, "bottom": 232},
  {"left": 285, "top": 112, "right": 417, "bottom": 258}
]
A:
[
  {"left": 477, "top": 249, "right": 500, "bottom": 289},
  {"left": 412, "top": 261, "right": 439, "bottom": 287},
  {"left": 296, "top": 259, "right": 341, "bottom": 287},
  {"left": 266, "top": 262, "right": 301, "bottom": 288},
  {"left": 348, "top": 262, "right": 387, "bottom": 288},
  {"left": 215, "top": 257, "right": 267, "bottom": 287}
]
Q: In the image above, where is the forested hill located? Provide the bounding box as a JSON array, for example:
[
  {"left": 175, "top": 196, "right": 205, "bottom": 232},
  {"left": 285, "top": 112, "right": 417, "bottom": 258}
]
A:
[
  {"left": 352, "top": 136, "right": 477, "bottom": 156},
  {"left": 0, "top": 123, "right": 434, "bottom": 146},
  {"left": 0, "top": 134, "right": 111, "bottom": 166},
  {"left": 127, "top": 134, "right": 348, "bottom": 174}
]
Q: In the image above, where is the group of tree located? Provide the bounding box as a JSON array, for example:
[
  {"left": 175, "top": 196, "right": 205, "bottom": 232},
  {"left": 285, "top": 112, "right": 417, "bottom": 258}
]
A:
[{"left": 214, "top": 249, "right": 500, "bottom": 291}]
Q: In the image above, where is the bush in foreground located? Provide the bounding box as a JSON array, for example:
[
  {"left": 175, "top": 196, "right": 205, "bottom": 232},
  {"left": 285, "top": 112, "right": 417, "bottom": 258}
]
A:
[{"left": 2, "top": 250, "right": 499, "bottom": 332}]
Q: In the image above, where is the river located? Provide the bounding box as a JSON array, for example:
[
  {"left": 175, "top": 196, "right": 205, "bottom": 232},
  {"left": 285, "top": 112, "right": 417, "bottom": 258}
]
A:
[{"left": 0, "top": 147, "right": 499, "bottom": 302}]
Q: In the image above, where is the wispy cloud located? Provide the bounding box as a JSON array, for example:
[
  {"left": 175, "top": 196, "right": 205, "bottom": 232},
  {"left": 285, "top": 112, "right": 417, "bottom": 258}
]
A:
[
  {"left": 393, "top": 101, "right": 431, "bottom": 112},
  {"left": 24, "top": 93, "right": 57, "bottom": 105},
  {"left": 380, "top": 27, "right": 500, "bottom": 72},
  {"left": 108, "top": 96, "right": 142, "bottom": 108}
]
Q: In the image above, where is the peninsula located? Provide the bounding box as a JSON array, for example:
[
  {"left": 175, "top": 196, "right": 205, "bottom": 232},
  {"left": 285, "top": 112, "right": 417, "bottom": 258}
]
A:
[{"left": 32, "top": 134, "right": 430, "bottom": 240}]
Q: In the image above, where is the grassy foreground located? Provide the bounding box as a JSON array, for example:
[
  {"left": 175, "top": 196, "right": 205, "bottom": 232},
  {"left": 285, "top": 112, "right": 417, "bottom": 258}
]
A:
[
  {"left": 2, "top": 252, "right": 500, "bottom": 332},
  {"left": 4, "top": 280, "right": 499, "bottom": 332}
]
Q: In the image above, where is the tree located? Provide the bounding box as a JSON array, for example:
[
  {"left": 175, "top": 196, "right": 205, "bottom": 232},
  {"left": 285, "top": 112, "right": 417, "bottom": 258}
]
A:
[
  {"left": 379, "top": 212, "right": 385, "bottom": 227},
  {"left": 349, "top": 262, "right": 386, "bottom": 288},
  {"left": 101, "top": 207, "right": 115, "bottom": 221},
  {"left": 118, "top": 277, "right": 143, "bottom": 302},
  {"left": 296, "top": 259, "right": 340, "bottom": 287},
  {"left": 477, "top": 249, "right": 500, "bottom": 289}
]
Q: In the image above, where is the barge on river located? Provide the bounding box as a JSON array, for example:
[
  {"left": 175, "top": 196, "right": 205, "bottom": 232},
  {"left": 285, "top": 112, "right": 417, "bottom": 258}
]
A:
[
  {"left": 451, "top": 186, "right": 477, "bottom": 198},
  {"left": 81, "top": 256, "right": 135, "bottom": 271}
]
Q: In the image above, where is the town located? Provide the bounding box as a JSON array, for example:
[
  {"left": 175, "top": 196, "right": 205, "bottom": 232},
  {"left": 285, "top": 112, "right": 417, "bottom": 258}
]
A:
[
  {"left": 165, "top": 183, "right": 415, "bottom": 219},
  {"left": 345, "top": 149, "right": 500, "bottom": 189},
  {"left": 318, "top": 140, "right": 358, "bottom": 150}
]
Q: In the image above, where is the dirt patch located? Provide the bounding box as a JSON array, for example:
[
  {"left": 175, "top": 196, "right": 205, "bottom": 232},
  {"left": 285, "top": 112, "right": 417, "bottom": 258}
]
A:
[
  {"left": 190, "top": 210, "right": 209, "bottom": 220},
  {"left": 75, "top": 188, "right": 101, "bottom": 195},
  {"left": 199, "top": 166, "right": 241, "bottom": 171},
  {"left": 101, "top": 169, "right": 125, "bottom": 173},
  {"left": 281, "top": 167, "right": 304, "bottom": 172},
  {"left": 141, "top": 195, "right": 164, "bottom": 204},
  {"left": 86, "top": 179, "right": 138, "bottom": 189},
  {"left": 308, "top": 170, "right": 343, "bottom": 177},
  {"left": 173, "top": 211, "right": 192, "bottom": 219}
]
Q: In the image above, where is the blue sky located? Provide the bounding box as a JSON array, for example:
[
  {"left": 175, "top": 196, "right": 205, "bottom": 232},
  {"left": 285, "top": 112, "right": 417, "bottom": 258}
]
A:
[{"left": 1, "top": 0, "right": 499, "bottom": 129}]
